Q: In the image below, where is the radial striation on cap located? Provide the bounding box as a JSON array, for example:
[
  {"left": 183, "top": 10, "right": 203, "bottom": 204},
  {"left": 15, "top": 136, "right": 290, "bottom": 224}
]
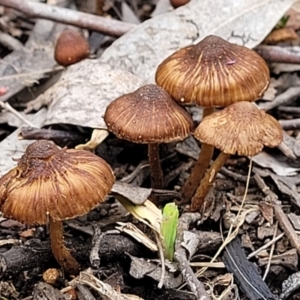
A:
[
  {"left": 104, "top": 84, "right": 193, "bottom": 144},
  {"left": 0, "top": 140, "right": 115, "bottom": 225},
  {"left": 194, "top": 101, "right": 283, "bottom": 156},
  {"left": 156, "top": 35, "right": 270, "bottom": 107}
]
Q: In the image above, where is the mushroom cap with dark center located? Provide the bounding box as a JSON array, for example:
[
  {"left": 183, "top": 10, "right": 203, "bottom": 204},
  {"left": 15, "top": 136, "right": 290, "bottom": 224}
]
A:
[
  {"left": 104, "top": 84, "right": 193, "bottom": 143},
  {"left": 194, "top": 101, "right": 283, "bottom": 156},
  {"left": 155, "top": 35, "right": 270, "bottom": 107},
  {"left": 54, "top": 29, "right": 90, "bottom": 66},
  {"left": 0, "top": 140, "right": 115, "bottom": 225}
]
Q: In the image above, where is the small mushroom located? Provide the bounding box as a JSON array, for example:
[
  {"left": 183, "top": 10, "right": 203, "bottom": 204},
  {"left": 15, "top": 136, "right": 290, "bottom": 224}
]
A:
[
  {"left": 155, "top": 35, "right": 270, "bottom": 202},
  {"left": 190, "top": 101, "right": 283, "bottom": 211},
  {"left": 104, "top": 84, "right": 193, "bottom": 193},
  {"left": 0, "top": 140, "right": 115, "bottom": 274},
  {"left": 170, "top": 0, "right": 190, "bottom": 8},
  {"left": 54, "top": 29, "right": 90, "bottom": 66}
]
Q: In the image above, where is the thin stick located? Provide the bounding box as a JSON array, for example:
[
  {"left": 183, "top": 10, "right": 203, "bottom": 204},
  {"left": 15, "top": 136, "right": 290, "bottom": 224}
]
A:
[
  {"left": 181, "top": 107, "right": 214, "bottom": 202},
  {"left": 0, "top": 66, "right": 64, "bottom": 81},
  {"left": 253, "top": 173, "right": 300, "bottom": 256},
  {"left": 0, "top": 0, "right": 136, "bottom": 36},
  {"left": 247, "top": 232, "right": 284, "bottom": 259},
  {"left": 0, "top": 101, "right": 35, "bottom": 127},
  {"left": 262, "top": 222, "right": 278, "bottom": 281}
]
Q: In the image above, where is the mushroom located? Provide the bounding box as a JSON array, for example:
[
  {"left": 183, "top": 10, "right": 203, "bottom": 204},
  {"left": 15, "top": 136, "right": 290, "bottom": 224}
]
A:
[
  {"left": 0, "top": 140, "right": 115, "bottom": 274},
  {"left": 190, "top": 101, "right": 283, "bottom": 211},
  {"left": 155, "top": 35, "right": 270, "bottom": 202},
  {"left": 104, "top": 84, "right": 193, "bottom": 192},
  {"left": 54, "top": 29, "right": 90, "bottom": 66},
  {"left": 170, "top": 0, "right": 190, "bottom": 8}
]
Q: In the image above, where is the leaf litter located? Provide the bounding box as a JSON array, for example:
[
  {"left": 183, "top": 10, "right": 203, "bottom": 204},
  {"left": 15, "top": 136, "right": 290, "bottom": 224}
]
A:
[{"left": 1, "top": 0, "right": 300, "bottom": 299}]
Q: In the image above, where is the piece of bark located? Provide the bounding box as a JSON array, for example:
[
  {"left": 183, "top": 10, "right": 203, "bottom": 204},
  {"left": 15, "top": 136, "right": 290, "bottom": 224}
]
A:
[
  {"left": 222, "top": 237, "right": 277, "bottom": 300},
  {"left": 33, "top": 282, "right": 67, "bottom": 300},
  {"left": 193, "top": 231, "right": 222, "bottom": 253},
  {"left": 0, "top": 234, "right": 143, "bottom": 276}
]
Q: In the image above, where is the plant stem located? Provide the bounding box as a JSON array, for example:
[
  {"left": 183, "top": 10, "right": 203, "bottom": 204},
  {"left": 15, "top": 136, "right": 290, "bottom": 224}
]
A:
[
  {"left": 49, "top": 217, "right": 80, "bottom": 275},
  {"left": 148, "top": 143, "right": 163, "bottom": 190},
  {"left": 181, "top": 107, "right": 215, "bottom": 202},
  {"left": 191, "top": 152, "right": 230, "bottom": 211}
]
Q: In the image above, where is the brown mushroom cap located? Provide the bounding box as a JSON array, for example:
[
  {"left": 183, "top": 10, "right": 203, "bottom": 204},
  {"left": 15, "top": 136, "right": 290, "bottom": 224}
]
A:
[
  {"left": 194, "top": 101, "right": 283, "bottom": 156},
  {"left": 170, "top": 0, "right": 190, "bottom": 8},
  {"left": 54, "top": 29, "right": 90, "bottom": 66},
  {"left": 104, "top": 84, "right": 193, "bottom": 143},
  {"left": 155, "top": 35, "right": 270, "bottom": 107},
  {"left": 0, "top": 140, "right": 115, "bottom": 225}
]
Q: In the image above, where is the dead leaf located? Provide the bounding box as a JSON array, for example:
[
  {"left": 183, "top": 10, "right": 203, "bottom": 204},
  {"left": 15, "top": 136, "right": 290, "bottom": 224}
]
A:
[
  {"left": 100, "top": 0, "right": 295, "bottom": 83},
  {"left": 0, "top": 108, "right": 47, "bottom": 176},
  {"left": 42, "top": 61, "right": 145, "bottom": 129},
  {"left": 121, "top": 2, "right": 140, "bottom": 24}
]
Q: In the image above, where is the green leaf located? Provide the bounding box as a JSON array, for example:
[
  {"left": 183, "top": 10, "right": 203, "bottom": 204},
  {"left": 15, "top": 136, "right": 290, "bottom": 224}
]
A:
[{"left": 160, "top": 203, "right": 179, "bottom": 261}]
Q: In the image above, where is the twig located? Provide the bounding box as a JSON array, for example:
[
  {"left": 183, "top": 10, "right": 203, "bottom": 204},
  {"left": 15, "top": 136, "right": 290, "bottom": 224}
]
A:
[
  {"left": 20, "top": 127, "right": 87, "bottom": 143},
  {"left": 0, "top": 66, "right": 64, "bottom": 81},
  {"left": 89, "top": 225, "right": 103, "bottom": 268},
  {"left": 262, "top": 222, "right": 278, "bottom": 281},
  {"left": 279, "top": 118, "right": 300, "bottom": 130},
  {"left": 174, "top": 212, "right": 210, "bottom": 300},
  {"left": 0, "top": 0, "right": 136, "bottom": 36},
  {"left": 0, "top": 32, "right": 24, "bottom": 50},
  {"left": 0, "top": 101, "right": 35, "bottom": 127},
  {"left": 258, "top": 86, "right": 300, "bottom": 111},
  {"left": 253, "top": 173, "right": 300, "bottom": 256},
  {"left": 255, "top": 45, "right": 300, "bottom": 64},
  {"left": 274, "top": 204, "right": 300, "bottom": 256},
  {"left": 278, "top": 106, "right": 300, "bottom": 114},
  {"left": 76, "top": 270, "right": 140, "bottom": 300},
  {"left": 219, "top": 166, "right": 255, "bottom": 184},
  {"left": 247, "top": 232, "right": 284, "bottom": 259}
]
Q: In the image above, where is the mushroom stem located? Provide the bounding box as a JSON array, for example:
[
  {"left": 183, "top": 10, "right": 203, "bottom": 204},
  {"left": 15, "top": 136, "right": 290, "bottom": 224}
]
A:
[
  {"left": 49, "top": 217, "right": 80, "bottom": 274},
  {"left": 181, "top": 107, "right": 215, "bottom": 202},
  {"left": 191, "top": 152, "right": 230, "bottom": 211},
  {"left": 148, "top": 143, "right": 163, "bottom": 189}
]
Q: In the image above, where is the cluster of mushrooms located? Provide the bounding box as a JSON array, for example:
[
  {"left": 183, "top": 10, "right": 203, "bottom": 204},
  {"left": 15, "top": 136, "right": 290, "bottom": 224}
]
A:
[
  {"left": 105, "top": 35, "right": 283, "bottom": 210},
  {"left": 0, "top": 35, "right": 283, "bottom": 275}
]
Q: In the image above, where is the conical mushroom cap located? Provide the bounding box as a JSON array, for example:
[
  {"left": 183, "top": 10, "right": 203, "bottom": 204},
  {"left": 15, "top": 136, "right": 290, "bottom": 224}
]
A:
[
  {"left": 155, "top": 35, "right": 270, "bottom": 107},
  {"left": 104, "top": 84, "right": 193, "bottom": 143},
  {"left": 194, "top": 101, "right": 283, "bottom": 156},
  {"left": 0, "top": 140, "right": 115, "bottom": 225}
]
